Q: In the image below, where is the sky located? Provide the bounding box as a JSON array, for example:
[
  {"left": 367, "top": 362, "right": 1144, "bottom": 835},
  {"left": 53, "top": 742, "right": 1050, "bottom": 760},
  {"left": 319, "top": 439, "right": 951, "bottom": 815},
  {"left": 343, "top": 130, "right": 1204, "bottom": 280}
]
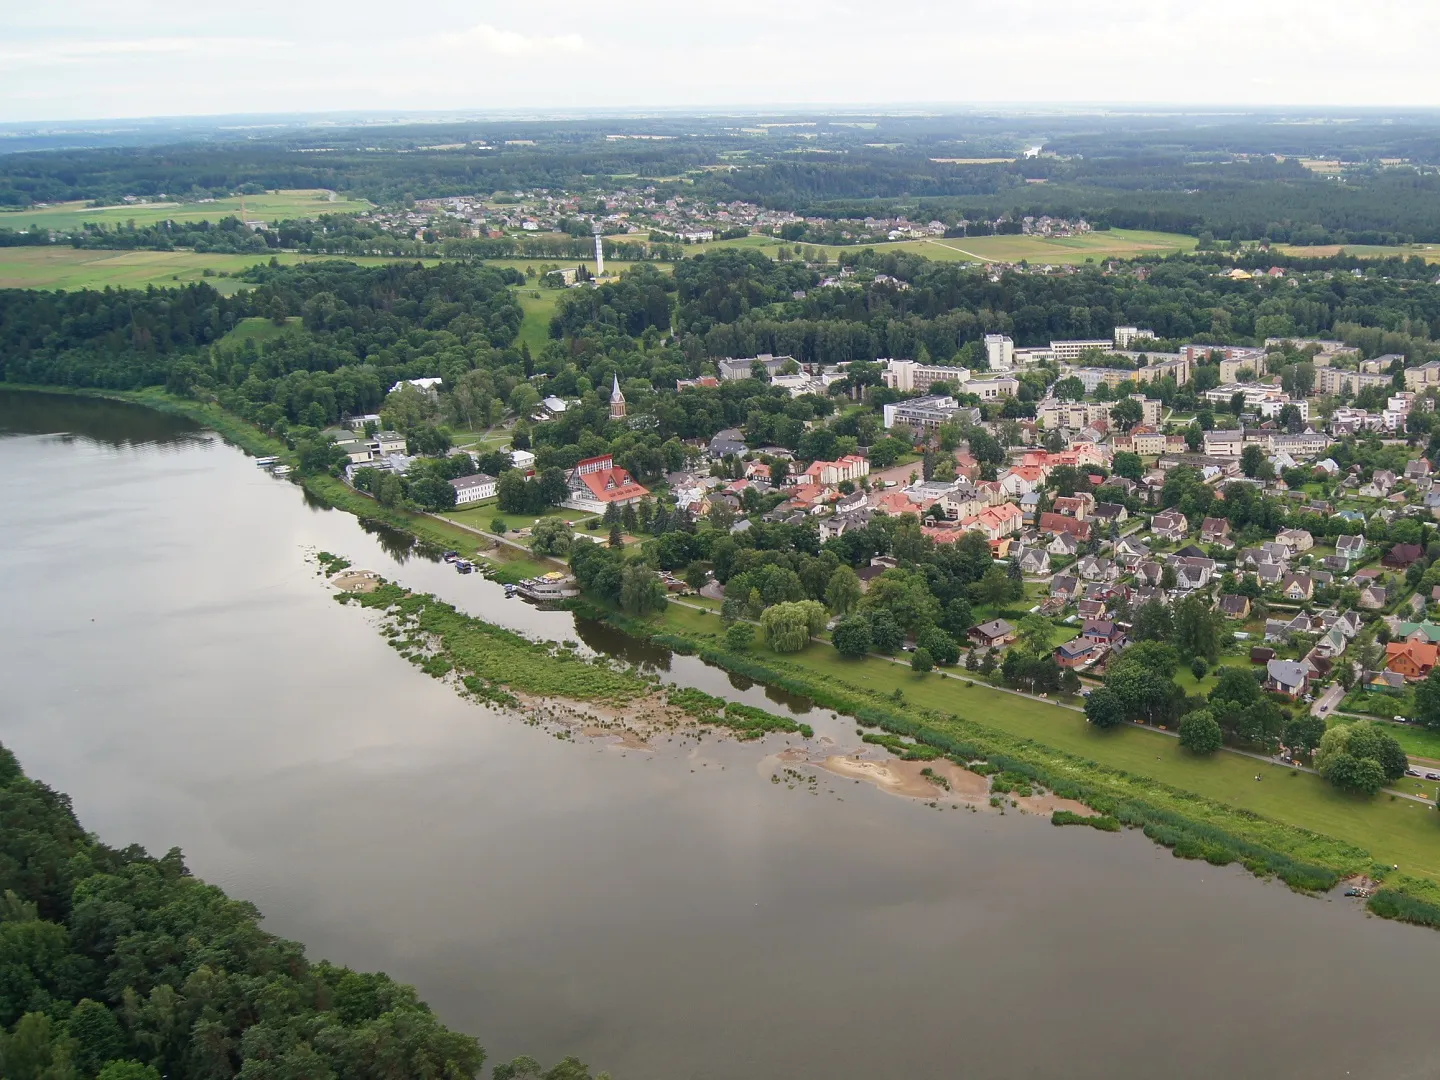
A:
[{"left": 3, "top": 0, "right": 1439, "bottom": 122}]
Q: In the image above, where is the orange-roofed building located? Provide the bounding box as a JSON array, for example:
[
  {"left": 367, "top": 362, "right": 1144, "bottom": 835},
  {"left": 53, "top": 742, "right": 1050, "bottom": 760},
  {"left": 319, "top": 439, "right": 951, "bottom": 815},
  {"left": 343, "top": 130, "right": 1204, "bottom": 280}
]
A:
[
  {"left": 564, "top": 455, "right": 650, "bottom": 512},
  {"left": 1387, "top": 640, "right": 1439, "bottom": 681},
  {"left": 799, "top": 454, "right": 870, "bottom": 487}
]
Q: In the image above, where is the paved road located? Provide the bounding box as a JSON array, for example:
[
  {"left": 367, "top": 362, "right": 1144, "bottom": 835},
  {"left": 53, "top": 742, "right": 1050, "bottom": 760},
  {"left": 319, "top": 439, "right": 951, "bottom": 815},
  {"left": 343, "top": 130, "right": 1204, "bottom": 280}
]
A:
[{"left": 1311, "top": 681, "right": 1346, "bottom": 718}]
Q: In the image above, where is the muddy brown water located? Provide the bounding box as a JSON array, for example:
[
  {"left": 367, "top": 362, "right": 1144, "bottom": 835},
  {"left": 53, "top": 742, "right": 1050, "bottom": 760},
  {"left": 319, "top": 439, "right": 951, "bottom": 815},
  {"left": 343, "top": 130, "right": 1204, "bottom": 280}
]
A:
[{"left": 3, "top": 389, "right": 1438, "bottom": 1080}]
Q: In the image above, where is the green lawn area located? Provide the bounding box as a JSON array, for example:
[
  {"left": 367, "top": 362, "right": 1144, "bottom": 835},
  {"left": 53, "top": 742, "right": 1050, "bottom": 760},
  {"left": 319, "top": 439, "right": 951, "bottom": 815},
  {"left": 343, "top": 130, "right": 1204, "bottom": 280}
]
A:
[
  {"left": 658, "top": 602, "right": 1440, "bottom": 882},
  {"left": 512, "top": 289, "right": 560, "bottom": 352},
  {"left": 444, "top": 503, "right": 590, "bottom": 537},
  {"left": 1328, "top": 715, "right": 1440, "bottom": 762},
  {"left": 218, "top": 316, "right": 306, "bottom": 347},
  {"left": 1174, "top": 653, "right": 1253, "bottom": 695},
  {"left": 0, "top": 247, "right": 436, "bottom": 293},
  {"left": 0, "top": 189, "right": 372, "bottom": 232},
  {"left": 708, "top": 228, "right": 1195, "bottom": 266}
]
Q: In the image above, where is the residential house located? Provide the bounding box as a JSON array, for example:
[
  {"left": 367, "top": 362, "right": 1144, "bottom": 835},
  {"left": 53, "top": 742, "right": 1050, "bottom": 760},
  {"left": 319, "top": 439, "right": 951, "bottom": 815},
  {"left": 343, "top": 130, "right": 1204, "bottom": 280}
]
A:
[
  {"left": 1218, "top": 594, "right": 1251, "bottom": 619},
  {"left": 1151, "top": 510, "right": 1188, "bottom": 542},
  {"left": 1384, "top": 543, "right": 1425, "bottom": 569},
  {"left": 449, "top": 473, "right": 498, "bottom": 505},
  {"left": 1134, "top": 561, "right": 1165, "bottom": 588},
  {"left": 1081, "top": 620, "right": 1121, "bottom": 644},
  {"left": 969, "top": 619, "right": 1016, "bottom": 648},
  {"left": 1075, "top": 555, "right": 1118, "bottom": 582},
  {"left": 1200, "top": 517, "right": 1233, "bottom": 548},
  {"left": 1114, "top": 536, "right": 1151, "bottom": 567},
  {"left": 1387, "top": 640, "right": 1439, "bottom": 681},
  {"left": 1275, "top": 528, "right": 1314, "bottom": 553},
  {"left": 1172, "top": 559, "right": 1213, "bottom": 592},
  {"left": 799, "top": 455, "right": 870, "bottom": 487},
  {"left": 1077, "top": 598, "right": 1108, "bottom": 620},
  {"left": 1049, "top": 575, "right": 1082, "bottom": 601},
  {"left": 1047, "top": 532, "right": 1081, "bottom": 558},
  {"left": 1039, "top": 512, "right": 1092, "bottom": 541},
  {"left": 1013, "top": 546, "right": 1051, "bottom": 575},
  {"left": 1335, "top": 534, "right": 1366, "bottom": 565},
  {"left": 1256, "top": 563, "right": 1287, "bottom": 588},
  {"left": 1404, "top": 458, "right": 1432, "bottom": 481},
  {"left": 1280, "top": 573, "right": 1314, "bottom": 601},
  {"left": 1052, "top": 494, "right": 1095, "bottom": 519},
  {"left": 1056, "top": 638, "right": 1098, "bottom": 667},
  {"left": 708, "top": 428, "right": 748, "bottom": 458},
  {"left": 1358, "top": 585, "right": 1390, "bottom": 611},
  {"left": 1364, "top": 670, "right": 1408, "bottom": 694},
  {"left": 1091, "top": 502, "right": 1129, "bottom": 527},
  {"left": 1265, "top": 659, "right": 1310, "bottom": 699}
]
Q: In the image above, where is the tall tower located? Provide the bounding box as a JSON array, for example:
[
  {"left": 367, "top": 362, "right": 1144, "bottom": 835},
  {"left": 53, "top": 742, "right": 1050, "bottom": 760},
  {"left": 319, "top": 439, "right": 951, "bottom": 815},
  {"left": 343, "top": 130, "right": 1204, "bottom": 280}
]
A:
[
  {"left": 593, "top": 224, "right": 605, "bottom": 278},
  {"left": 609, "top": 373, "right": 626, "bottom": 420}
]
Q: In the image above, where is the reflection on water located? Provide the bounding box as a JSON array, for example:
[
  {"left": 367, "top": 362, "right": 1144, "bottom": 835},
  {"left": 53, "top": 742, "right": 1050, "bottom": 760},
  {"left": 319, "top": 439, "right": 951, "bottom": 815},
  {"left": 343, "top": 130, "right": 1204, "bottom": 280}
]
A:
[
  {"left": 0, "top": 387, "right": 205, "bottom": 448},
  {"left": 4, "top": 388, "right": 1440, "bottom": 1080},
  {"left": 573, "top": 617, "right": 673, "bottom": 671}
]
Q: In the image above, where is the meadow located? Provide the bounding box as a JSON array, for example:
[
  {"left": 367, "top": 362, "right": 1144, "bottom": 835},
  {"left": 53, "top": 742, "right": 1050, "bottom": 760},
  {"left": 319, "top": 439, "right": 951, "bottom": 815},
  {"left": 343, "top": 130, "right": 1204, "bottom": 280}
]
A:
[
  {"left": 0, "top": 189, "right": 372, "bottom": 232},
  {"left": 710, "top": 229, "right": 1196, "bottom": 265}
]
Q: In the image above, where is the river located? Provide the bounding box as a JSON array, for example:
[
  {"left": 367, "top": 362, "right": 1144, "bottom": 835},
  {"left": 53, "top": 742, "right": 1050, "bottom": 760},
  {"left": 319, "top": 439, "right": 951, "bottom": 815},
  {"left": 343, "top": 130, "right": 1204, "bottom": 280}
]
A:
[{"left": 2, "top": 388, "right": 1437, "bottom": 1080}]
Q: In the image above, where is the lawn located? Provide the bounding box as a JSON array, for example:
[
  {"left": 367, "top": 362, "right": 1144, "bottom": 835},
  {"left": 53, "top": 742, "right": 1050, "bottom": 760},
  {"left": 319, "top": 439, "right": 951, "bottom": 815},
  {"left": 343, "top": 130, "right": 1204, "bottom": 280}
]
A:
[
  {"left": 511, "top": 288, "right": 561, "bottom": 352},
  {"left": 218, "top": 316, "right": 306, "bottom": 347},
  {"left": 0, "top": 189, "right": 372, "bottom": 232},
  {"left": 658, "top": 602, "right": 1440, "bottom": 882},
  {"left": 443, "top": 503, "right": 587, "bottom": 537},
  {"left": 708, "top": 228, "right": 1195, "bottom": 266},
  {"left": 0, "top": 248, "right": 435, "bottom": 292}
]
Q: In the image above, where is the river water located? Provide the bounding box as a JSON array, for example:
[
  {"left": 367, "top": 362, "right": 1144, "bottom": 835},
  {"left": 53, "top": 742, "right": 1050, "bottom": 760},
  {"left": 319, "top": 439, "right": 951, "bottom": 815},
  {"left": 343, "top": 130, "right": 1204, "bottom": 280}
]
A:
[{"left": 2, "top": 389, "right": 1438, "bottom": 1079}]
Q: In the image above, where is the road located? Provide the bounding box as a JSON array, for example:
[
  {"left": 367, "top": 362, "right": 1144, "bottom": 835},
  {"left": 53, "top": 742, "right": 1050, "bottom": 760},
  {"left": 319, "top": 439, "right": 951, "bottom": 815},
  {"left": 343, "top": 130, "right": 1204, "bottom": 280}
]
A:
[{"left": 1311, "top": 681, "right": 1346, "bottom": 718}]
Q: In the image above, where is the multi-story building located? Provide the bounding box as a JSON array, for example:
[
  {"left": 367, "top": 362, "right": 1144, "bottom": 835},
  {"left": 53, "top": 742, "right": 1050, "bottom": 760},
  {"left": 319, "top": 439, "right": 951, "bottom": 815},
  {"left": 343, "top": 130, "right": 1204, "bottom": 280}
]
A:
[
  {"left": 1113, "top": 326, "right": 1153, "bottom": 349},
  {"left": 799, "top": 455, "right": 870, "bottom": 486},
  {"left": 1404, "top": 360, "right": 1440, "bottom": 391},
  {"left": 882, "top": 395, "right": 980, "bottom": 432},
  {"left": 968, "top": 375, "right": 1021, "bottom": 400},
  {"left": 1050, "top": 339, "right": 1114, "bottom": 363},
  {"left": 718, "top": 354, "right": 795, "bottom": 380},
  {"left": 1068, "top": 367, "right": 1131, "bottom": 394},
  {"left": 1038, "top": 400, "right": 1111, "bottom": 430},
  {"left": 1219, "top": 353, "right": 1266, "bottom": 383},
  {"left": 1202, "top": 429, "right": 1244, "bottom": 457},
  {"left": 879, "top": 358, "right": 972, "bottom": 394},
  {"left": 1131, "top": 355, "right": 1193, "bottom": 386},
  {"left": 984, "top": 334, "right": 1015, "bottom": 371},
  {"left": 1130, "top": 395, "right": 1162, "bottom": 426},
  {"left": 1314, "top": 367, "right": 1395, "bottom": 397}
]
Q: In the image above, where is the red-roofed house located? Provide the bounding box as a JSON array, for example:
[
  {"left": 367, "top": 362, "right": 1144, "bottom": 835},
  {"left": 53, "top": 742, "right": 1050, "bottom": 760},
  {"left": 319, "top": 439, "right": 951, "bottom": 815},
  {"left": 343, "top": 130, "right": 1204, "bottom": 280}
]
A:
[
  {"left": 1387, "top": 640, "right": 1439, "bottom": 681},
  {"left": 564, "top": 455, "right": 651, "bottom": 512},
  {"left": 1039, "top": 512, "right": 1093, "bottom": 541}
]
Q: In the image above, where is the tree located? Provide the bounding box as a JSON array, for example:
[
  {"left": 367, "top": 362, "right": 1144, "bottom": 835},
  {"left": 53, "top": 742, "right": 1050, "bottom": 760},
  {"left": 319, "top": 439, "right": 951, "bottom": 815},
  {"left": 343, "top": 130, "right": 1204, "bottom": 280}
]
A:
[
  {"left": 825, "top": 565, "right": 862, "bottom": 615},
  {"left": 1416, "top": 668, "right": 1440, "bottom": 730},
  {"left": 971, "top": 565, "right": 1012, "bottom": 608},
  {"left": 1315, "top": 723, "right": 1404, "bottom": 793},
  {"left": 1112, "top": 451, "right": 1143, "bottom": 481},
  {"left": 1015, "top": 614, "right": 1053, "bottom": 658},
  {"left": 619, "top": 563, "right": 667, "bottom": 614},
  {"left": 911, "top": 647, "right": 934, "bottom": 673},
  {"left": 832, "top": 616, "right": 873, "bottom": 658},
  {"left": 1173, "top": 594, "right": 1224, "bottom": 663},
  {"left": 1284, "top": 715, "right": 1327, "bottom": 759},
  {"left": 761, "top": 600, "right": 826, "bottom": 653},
  {"left": 1110, "top": 397, "right": 1143, "bottom": 432},
  {"left": 608, "top": 523, "right": 624, "bottom": 549},
  {"left": 491, "top": 516, "right": 507, "bottom": 534},
  {"left": 917, "top": 626, "right": 959, "bottom": 666},
  {"left": 865, "top": 609, "right": 905, "bottom": 654},
  {"left": 684, "top": 561, "right": 709, "bottom": 593},
  {"left": 530, "top": 517, "right": 574, "bottom": 556},
  {"left": 1178, "top": 709, "right": 1223, "bottom": 754},
  {"left": 1321, "top": 752, "right": 1386, "bottom": 795},
  {"left": 1130, "top": 598, "right": 1175, "bottom": 642},
  {"left": 1189, "top": 657, "right": 1208, "bottom": 680},
  {"left": 1085, "top": 687, "right": 1126, "bottom": 729},
  {"left": 68, "top": 998, "right": 126, "bottom": 1078},
  {"left": 725, "top": 622, "right": 754, "bottom": 651},
  {"left": 1241, "top": 443, "right": 1265, "bottom": 478}
]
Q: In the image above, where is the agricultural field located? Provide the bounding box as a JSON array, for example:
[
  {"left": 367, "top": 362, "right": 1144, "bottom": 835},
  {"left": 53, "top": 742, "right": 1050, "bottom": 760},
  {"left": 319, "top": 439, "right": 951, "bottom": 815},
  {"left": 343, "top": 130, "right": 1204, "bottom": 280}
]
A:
[
  {"left": 710, "top": 229, "right": 1196, "bottom": 265},
  {"left": 1275, "top": 241, "right": 1440, "bottom": 262},
  {"left": 0, "top": 189, "right": 372, "bottom": 232},
  {"left": 0, "top": 248, "right": 434, "bottom": 292}
]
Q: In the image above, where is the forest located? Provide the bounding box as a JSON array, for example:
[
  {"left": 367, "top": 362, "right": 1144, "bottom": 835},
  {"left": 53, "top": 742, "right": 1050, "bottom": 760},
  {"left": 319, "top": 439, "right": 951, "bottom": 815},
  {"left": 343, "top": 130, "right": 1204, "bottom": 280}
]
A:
[{"left": 0, "top": 741, "right": 611, "bottom": 1080}]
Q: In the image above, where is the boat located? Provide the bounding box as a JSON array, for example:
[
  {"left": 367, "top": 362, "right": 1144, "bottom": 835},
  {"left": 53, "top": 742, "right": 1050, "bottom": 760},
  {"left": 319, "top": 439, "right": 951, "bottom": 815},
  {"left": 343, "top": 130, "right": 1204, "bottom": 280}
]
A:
[
  {"left": 442, "top": 550, "right": 459, "bottom": 563},
  {"left": 272, "top": 465, "right": 291, "bottom": 478},
  {"left": 455, "top": 560, "right": 473, "bottom": 574},
  {"left": 255, "top": 456, "right": 279, "bottom": 468},
  {"left": 503, "top": 583, "right": 518, "bottom": 597},
  {"left": 514, "top": 572, "right": 580, "bottom": 602}
]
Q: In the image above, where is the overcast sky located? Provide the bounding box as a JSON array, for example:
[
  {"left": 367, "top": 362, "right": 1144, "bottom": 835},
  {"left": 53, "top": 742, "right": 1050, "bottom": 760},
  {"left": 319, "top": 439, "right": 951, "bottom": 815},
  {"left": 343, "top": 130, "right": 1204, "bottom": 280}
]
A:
[{"left": 3, "top": 0, "right": 1438, "bottom": 122}]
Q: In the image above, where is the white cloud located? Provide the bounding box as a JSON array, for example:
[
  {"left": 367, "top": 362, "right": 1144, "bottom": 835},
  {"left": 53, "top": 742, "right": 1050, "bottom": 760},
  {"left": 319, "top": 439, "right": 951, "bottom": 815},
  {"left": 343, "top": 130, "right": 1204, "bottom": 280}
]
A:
[{"left": 434, "top": 23, "right": 587, "bottom": 57}]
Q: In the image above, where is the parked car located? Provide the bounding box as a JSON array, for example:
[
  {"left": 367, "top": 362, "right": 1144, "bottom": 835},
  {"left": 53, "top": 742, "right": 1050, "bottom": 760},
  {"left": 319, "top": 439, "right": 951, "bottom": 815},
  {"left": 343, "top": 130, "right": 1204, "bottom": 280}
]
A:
[
  {"left": 1427, "top": 773, "right": 1440, "bottom": 782},
  {"left": 1407, "top": 768, "right": 1422, "bottom": 777},
  {"left": 1394, "top": 715, "right": 1409, "bottom": 723}
]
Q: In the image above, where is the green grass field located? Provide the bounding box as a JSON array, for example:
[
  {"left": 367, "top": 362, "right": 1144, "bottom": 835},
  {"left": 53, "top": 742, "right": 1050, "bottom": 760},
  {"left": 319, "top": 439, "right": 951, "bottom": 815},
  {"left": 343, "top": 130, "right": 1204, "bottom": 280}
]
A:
[
  {"left": 659, "top": 602, "right": 1440, "bottom": 882},
  {"left": 443, "top": 503, "right": 590, "bottom": 537},
  {"left": 0, "top": 189, "right": 372, "bottom": 232},
  {"left": 0, "top": 248, "right": 439, "bottom": 293},
  {"left": 511, "top": 289, "right": 561, "bottom": 352},
  {"left": 709, "top": 229, "right": 1196, "bottom": 266},
  {"left": 218, "top": 316, "right": 306, "bottom": 347},
  {"left": 1276, "top": 242, "right": 1440, "bottom": 263}
]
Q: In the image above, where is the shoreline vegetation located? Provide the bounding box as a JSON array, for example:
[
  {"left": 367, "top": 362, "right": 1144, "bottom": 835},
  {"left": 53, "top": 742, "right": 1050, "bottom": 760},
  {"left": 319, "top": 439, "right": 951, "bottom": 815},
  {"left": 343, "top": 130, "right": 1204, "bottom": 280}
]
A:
[{"left": 11, "top": 383, "right": 1440, "bottom": 930}]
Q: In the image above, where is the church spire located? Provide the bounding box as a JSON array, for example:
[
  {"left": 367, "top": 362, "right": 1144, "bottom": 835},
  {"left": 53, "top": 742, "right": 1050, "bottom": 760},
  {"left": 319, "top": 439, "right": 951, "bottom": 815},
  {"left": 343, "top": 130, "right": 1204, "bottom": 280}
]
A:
[{"left": 609, "top": 373, "right": 626, "bottom": 419}]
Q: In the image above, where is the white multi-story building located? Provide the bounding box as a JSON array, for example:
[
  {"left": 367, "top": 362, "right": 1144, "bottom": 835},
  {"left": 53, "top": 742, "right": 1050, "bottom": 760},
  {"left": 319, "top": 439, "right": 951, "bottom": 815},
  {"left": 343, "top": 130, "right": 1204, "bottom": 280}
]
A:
[
  {"left": 984, "top": 334, "right": 1015, "bottom": 371},
  {"left": 1050, "top": 339, "right": 1114, "bottom": 363},
  {"left": 879, "top": 358, "right": 972, "bottom": 394},
  {"left": 450, "top": 473, "right": 498, "bottom": 505},
  {"left": 1113, "top": 326, "right": 1153, "bottom": 349}
]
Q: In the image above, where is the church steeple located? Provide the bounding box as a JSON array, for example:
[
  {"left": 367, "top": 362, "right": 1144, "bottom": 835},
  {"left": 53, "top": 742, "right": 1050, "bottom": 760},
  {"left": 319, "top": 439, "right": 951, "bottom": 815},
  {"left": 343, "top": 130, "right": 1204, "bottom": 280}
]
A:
[{"left": 609, "top": 373, "right": 627, "bottom": 420}]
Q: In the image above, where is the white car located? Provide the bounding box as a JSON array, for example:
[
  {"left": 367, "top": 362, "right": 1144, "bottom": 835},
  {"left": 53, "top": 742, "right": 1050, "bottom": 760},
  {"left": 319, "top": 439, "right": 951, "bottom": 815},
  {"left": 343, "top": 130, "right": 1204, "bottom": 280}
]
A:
[{"left": 1394, "top": 715, "right": 1409, "bottom": 723}]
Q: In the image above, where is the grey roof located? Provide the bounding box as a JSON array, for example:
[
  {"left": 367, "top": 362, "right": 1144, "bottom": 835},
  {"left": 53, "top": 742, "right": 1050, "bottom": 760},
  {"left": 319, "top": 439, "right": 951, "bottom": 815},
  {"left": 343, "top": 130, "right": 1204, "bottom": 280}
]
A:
[
  {"left": 974, "top": 619, "right": 1015, "bottom": 638},
  {"left": 1267, "top": 659, "right": 1309, "bottom": 688},
  {"left": 450, "top": 472, "right": 497, "bottom": 491}
]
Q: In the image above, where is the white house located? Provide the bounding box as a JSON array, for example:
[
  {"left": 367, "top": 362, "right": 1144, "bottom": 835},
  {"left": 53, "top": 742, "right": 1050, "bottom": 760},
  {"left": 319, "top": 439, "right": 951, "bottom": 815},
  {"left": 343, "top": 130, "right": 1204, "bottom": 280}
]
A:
[
  {"left": 450, "top": 473, "right": 498, "bottom": 505},
  {"left": 388, "top": 377, "right": 444, "bottom": 396}
]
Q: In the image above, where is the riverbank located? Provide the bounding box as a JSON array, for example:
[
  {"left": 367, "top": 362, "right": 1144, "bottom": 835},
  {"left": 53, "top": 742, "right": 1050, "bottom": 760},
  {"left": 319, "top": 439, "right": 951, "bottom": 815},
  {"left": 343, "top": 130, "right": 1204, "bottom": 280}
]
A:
[{"left": 9, "top": 383, "right": 1440, "bottom": 929}]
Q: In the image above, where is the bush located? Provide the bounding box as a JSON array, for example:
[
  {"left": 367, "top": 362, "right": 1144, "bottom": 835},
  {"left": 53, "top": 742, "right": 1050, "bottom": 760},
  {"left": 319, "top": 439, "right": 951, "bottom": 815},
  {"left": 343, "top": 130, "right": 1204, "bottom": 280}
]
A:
[
  {"left": 1190, "top": 656, "right": 1209, "bottom": 680},
  {"left": 1085, "top": 687, "right": 1126, "bottom": 729},
  {"left": 832, "top": 616, "right": 872, "bottom": 658},
  {"left": 911, "top": 647, "right": 934, "bottom": 673},
  {"left": 724, "top": 622, "right": 754, "bottom": 651}
]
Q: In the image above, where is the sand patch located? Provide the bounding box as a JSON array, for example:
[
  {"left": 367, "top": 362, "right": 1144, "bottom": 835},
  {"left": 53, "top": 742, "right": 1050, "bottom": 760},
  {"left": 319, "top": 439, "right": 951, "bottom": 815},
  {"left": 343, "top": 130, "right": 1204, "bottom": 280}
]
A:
[
  {"left": 331, "top": 569, "right": 381, "bottom": 593},
  {"left": 819, "top": 754, "right": 990, "bottom": 802},
  {"left": 1016, "top": 793, "right": 1095, "bottom": 816}
]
